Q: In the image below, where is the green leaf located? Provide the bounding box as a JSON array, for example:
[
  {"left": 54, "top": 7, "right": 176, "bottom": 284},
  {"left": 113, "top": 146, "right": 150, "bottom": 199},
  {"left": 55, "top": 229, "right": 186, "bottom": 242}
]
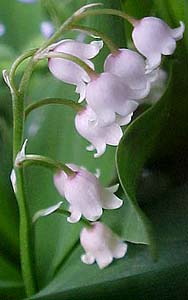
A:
[
  {"left": 0, "top": 255, "right": 25, "bottom": 299},
  {"left": 0, "top": 115, "right": 20, "bottom": 262},
  {"left": 30, "top": 180, "right": 188, "bottom": 300},
  {"left": 115, "top": 66, "right": 172, "bottom": 246}
]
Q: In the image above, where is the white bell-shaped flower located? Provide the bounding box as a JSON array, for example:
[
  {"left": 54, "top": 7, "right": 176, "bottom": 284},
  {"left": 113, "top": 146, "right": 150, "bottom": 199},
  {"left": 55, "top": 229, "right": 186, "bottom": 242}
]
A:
[
  {"left": 104, "top": 49, "right": 153, "bottom": 93},
  {"left": 54, "top": 164, "right": 123, "bottom": 223},
  {"left": 85, "top": 72, "right": 144, "bottom": 126},
  {"left": 132, "top": 17, "right": 185, "bottom": 71},
  {"left": 75, "top": 106, "right": 133, "bottom": 158},
  {"left": 48, "top": 39, "right": 103, "bottom": 101},
  {"left": 80, "top": 222, "right": 128, "bottom": 269}
]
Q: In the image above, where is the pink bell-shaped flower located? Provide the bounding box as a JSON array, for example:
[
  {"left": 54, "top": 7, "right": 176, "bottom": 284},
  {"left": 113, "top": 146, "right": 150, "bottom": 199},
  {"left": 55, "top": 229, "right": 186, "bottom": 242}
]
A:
[
  {"left": 80, "top": 222, "right": 127, "bottom": 269},
  {"left": 48, "top": 39, "right": 103, "bottom": 101},
  {"left": 104, "top": 48, "right": 153, "bottom": 92},
  {"left": 75, "top": 105, "right": 133, "bottom": 158},
  {"left": 54, "top": 164, "right": 123, "bottom": 223},
  {"left": 85, "top": 72, "right": 144, "bottom": 126},
  {"left": 132, "top": 17, "right": 184, "bottom": 71}
]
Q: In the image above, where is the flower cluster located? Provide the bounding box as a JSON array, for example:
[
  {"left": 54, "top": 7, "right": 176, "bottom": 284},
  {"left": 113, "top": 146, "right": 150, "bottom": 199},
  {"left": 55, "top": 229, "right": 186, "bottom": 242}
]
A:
[
  {"left": 13, "top": 7, "right": 184, "bottom": 271},
  {"left": 48, "top": 17, "right": 184, "bottom": 158}
]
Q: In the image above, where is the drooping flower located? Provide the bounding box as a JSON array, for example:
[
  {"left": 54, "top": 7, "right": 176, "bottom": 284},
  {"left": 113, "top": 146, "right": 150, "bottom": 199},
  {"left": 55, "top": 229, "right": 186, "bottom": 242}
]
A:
[
  {"left": 80, "top": 222, "right": 128, "bottom": 269},
  {"left": 54, "top": 164, "right": 123, "bottom": 223},
  {"left": 48, "top": 39, "right": 103, "bottom": 101},
  {"left": 85, "top": 72, "right": 144, "bottom": 126},
  {"left": 132, "top": 17, "right": 185, "bottom": 71},
  {"left": 40, "top": 21, "right": 54, "bottom": 39},
  {"left": 75, "top": 105, "right": 133, "bottom": 158},
  {"left": 104, "top": 48, "right": 154, "bottom": 92}
]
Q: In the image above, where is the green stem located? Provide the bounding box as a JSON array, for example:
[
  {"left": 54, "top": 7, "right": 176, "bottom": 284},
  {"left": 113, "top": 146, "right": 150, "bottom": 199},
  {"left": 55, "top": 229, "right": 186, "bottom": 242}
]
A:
[
  {"left": 75, "top": 8, "right": 138, "bottom": 26},
  {"left": 25, "top": 97, "right": 83, "bottom": 118},
  {"left": 38, "top": 3, "right": 103, "bottom": 52},
  {"left": 70, "top": 24, "right": 118, "bottom": 53},
  {"left": 9, "top": 48, "right": 38, "bottom": 92},
  {"left": 16, "top": 154, "right": 76, "bottom": 177},
  {"left": 39, "top": 51, "right": 97, "bottom": 79},
  {"left": 12, "top": 58, "right": 37, "bottom": 296}
]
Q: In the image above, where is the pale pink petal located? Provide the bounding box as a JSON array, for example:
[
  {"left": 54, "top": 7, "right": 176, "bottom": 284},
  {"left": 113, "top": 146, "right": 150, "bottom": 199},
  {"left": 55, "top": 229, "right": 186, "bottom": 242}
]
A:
[
  {"left": 76, "top": 82, "right": 86, "bottom": 103},
  {"left": 96, "top": 251, "right": 113, "bottom": 269},
  {"left": 104, "top": 123, "right": 123, "bottom": 145},
  {"left": 119, "top": 100, "right": 138, "bottom": 116},
  {"left": 162, "top": 38, "right": 176, "bottom": 55},
  {"left": 94, "top": 142, "right": 107, "bottom": 158},
  {"left": 101, "top": 189, "right": 123, "bottom": 209},
  {"left": 81, "top": 253, "right": 95, "bottom": 265},
  {"left": 86, "top": 73, "right": 138, "bottom": 126},
  {"left": 170, "top": 21, "right": 185, "bottom": 40},
  {"left": 67, "top": 208, "right": 81, "bottom": 223},
  {"left": 116, "top": 113, "right": 133, "bottom": 126},
  {"left": 146, "top": 54, "right": 161, "bottom": 72},
  {"left": 83, "top": 205, "right": 103, "bottom": 221},
  {"left": 48, "top": 57, "right": 88, "bottom": 85},
  {"left": 112, "top": 242, "right": 128, "bottom": 258},
  {"left": 54, "top": 39, "right": 103, "bottom": 59},
  {"left": 54, "top": 171, "right": 67, "bottom": 197},
  {"left": 106, "top": 184, "right": 119, "bottom": 193},
  {"left": 104, "top": 49, "right": 148, "bottom": 90},
  {"left": 86, "top": 144, "right": 95, "bottom": 151}
]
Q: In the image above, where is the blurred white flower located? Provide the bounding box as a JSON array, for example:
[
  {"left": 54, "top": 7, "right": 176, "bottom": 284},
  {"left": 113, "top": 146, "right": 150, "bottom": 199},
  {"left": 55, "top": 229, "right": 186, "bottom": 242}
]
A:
[
  {"left": 48, "top": 39, "right": 103, "bottom": 102},
  {"left": 75, "top": 105, "right": 133, "bottom": 158},
  {"left": 40, "top": 21, "right": 54, "bottom": 39},
  {"left": 145, "top": 69, "right": 168, "bottom": 104},
  {"left": 54, "top": 164, "right": 123, "bottom": 223},
  {"left": 0, "top": 23, "right": 5, "bottom": 37},
  {"left": 18, "top": 0, "right": 37, "bottom": 3},
  {"left": 132, "top": 17, "right": 184, "bottom": 71},
  {"left": 80, "top": 222, "right": 128, "bottom": 269}
]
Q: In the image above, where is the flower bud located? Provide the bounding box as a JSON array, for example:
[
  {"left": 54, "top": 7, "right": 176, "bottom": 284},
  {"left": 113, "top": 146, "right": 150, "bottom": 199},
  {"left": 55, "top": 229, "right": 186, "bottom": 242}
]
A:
[{"left": 80, "top": 222, "right": 127, "bottom": 269}]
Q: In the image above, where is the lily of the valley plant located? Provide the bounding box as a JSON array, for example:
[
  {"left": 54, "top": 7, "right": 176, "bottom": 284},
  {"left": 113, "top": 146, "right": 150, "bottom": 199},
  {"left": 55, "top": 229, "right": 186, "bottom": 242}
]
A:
[{"left": 3, "top": 2, "right": 184, "bottom": 297}]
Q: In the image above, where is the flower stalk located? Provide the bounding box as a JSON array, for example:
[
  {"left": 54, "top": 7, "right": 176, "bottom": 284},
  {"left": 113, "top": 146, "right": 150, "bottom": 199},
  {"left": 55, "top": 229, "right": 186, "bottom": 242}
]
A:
[
  {"left": 25, "top": 97, "right": 83, "bottom": 118},
  {"left": 70, "top": 24, "right": 118, "bottom": 53},
  {"left": 16, "top": 154, "right": 76, "bottom": 177},
  {"left": 75, "top": 8, "right": 138, "bottom": 26},
  {"left": 39, "top": 51, "right": 98, "bottom": 79}
]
